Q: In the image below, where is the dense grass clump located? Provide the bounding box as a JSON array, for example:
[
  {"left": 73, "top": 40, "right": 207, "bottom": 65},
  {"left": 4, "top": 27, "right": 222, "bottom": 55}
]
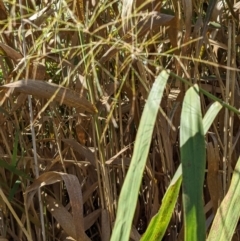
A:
[{"left": 0, "top": 0, "right": 240, "bottom": 240}]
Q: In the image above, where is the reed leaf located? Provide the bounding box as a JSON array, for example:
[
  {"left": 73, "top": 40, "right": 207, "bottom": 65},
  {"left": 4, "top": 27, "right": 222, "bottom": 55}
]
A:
[
  {"left": 180, "top": 84, "right": 206, "bottom": 241},
  {"left": 140, "top": 96, "right": 222, "bottom": 240},
  {"left": 110, "top": 69, "right": 170, "bottom": 241}
]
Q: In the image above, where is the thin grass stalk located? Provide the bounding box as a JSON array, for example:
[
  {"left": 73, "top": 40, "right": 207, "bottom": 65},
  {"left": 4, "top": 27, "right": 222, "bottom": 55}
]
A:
[
  {"left": 169, "top": 72, "right": 240, "bottom": 115},
  {"left": 204, "top": 37, "right": 225, "bottom": 96},
  {"left": 160, "top": 49, "right": 240, "bottom": 72},
  {"left": 228, "top": 19, "right": 236, "bottom": 188},
  {"left": 223, "top": 22, "right": 232, "bottom": 194},
  {"left": 94, "top": 115, "right": 114, "bottom": 221},
  {"left": 27, "top": 46, "right": 46, "bottom": 241},
  {"left": 80, "top": 31, "right": 108, "bottom": 220},
  {"left": 0, "top": 188, "right": 32, "bottom": 240},
  {"left": 117, "top": 81, "right": 126, "bottom": 178},
  {"left": 91, "top": 118, "right": 105, "bottom": 206},
  {"left": 99, "top": 63, "right": 132, "bottom": 143},
  {"left": 73, "top": 30, "right": 105, "bottom": 230},
  {"left": 90, "top": 49, "right": 115, "bottom": 224},
  {"left": 18, "top": 1, "right": 45, "bottom": 240},
  {"left": 197, "top": 0, "right": 216, "bottom": 58}
]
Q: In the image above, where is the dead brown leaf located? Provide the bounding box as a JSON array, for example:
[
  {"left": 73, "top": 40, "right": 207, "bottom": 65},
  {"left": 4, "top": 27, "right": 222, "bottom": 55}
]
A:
[
  {"left": 207, "top": 142, "right": 220, "bottom": 214},
  {"left": 1, "top": 80, "right": 97, "bottom": 114},
  {"left": 45, "top": 194, "right": 76, "bottom": 239},
  {"left": 25, "top": 171, "right": 91, "bottom": 241},
  {"left": 101, "top": 209, "right": 110, "bottom": 241},
  {"left": 0, "top": 43, "right": 23, "bottom": 62},
  {"left": 62, "top": 139, "right": 96, "bottom": 166},
  {"left": 84, "top": 209, "right": 101, "bottom": 231}
]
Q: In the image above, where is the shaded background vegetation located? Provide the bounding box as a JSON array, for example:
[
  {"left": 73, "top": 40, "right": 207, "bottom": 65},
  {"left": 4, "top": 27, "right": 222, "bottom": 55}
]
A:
[{"left": 0, "top": 0, "right": 240, "bottom": 240}]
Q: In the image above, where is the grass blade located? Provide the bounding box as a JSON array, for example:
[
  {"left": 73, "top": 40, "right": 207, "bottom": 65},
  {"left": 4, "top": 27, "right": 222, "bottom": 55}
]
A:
[
  {"left": 207, "top": 156, "right": 240, "bottom": 241},
  {"left": 180, "top": 84, "right": 206, "bottom": 241},
  {"left": 140, "top": 99, "right": 222, "bottom": 240},
  {"left": 0, "top": 159, "right": 31, "bottom": 180},
  {"left": 110, "top": 70, "right": 170, "bottom": 241},
  {"left": 141, "top": 165, "right": 182, "bottom": 241},
  {"left": 203, "top": 102, "right": 222, "bottom": 134}
]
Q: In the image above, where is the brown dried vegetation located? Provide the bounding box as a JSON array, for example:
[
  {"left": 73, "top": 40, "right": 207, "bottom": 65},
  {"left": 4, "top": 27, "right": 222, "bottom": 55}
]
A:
[{"left": 0, "top": 0, "right": 240, "bottom": 240}]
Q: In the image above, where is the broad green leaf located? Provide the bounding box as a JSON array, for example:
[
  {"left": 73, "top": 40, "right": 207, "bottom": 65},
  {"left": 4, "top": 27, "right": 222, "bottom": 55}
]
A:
[
  {"left": 140, "top": 100, "right": 222, "bottom": 241},
  {"left": 208, "top": 156, "right": 240, "bottom": 241},
  {"left": 141, "top": 165, "right": 182, "bottom": 241},
  {"left": 110, "top": 70, "right": 170, "bottom": 241},
  {"left": 180, "top": 84, "right": 206, "bottom": 241}
]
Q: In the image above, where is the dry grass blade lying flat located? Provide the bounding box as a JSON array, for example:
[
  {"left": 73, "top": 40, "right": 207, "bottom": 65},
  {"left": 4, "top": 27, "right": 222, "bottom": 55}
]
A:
[{"left": 1, "top": 80, "right": 97, "bottom": 114}]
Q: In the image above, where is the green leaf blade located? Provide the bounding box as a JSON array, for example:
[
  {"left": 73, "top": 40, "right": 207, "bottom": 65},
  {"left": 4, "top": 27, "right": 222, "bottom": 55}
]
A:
[
  {"left": 110, "top": 70, "right": 170, "bottom": 241},
  {"left": 208, "top": 156, "right": 240, "bottom": 241},
  {"left": 141, "top": 165, "right": 182, "bottom": 241},
  {"left": 180, "top": 84, "right": 206, "bottom": 241},
  {"left": 140, "top": 92, "right": 222, "bottom": 241},
  {"left": 203, "top": 102, "right": 222, "bottom": 135}
]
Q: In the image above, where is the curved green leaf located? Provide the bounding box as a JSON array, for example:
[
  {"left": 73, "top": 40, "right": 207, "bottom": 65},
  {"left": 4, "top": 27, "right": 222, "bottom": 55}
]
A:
[
  {"left": 203, "top": 102, "right": 222, "bottom": 134},
  {"left": 141, "top": 165, "right": 182, "bottom": 241},
  {"left": 110, "top": 70, "right": 170, "bottom": 241}
]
